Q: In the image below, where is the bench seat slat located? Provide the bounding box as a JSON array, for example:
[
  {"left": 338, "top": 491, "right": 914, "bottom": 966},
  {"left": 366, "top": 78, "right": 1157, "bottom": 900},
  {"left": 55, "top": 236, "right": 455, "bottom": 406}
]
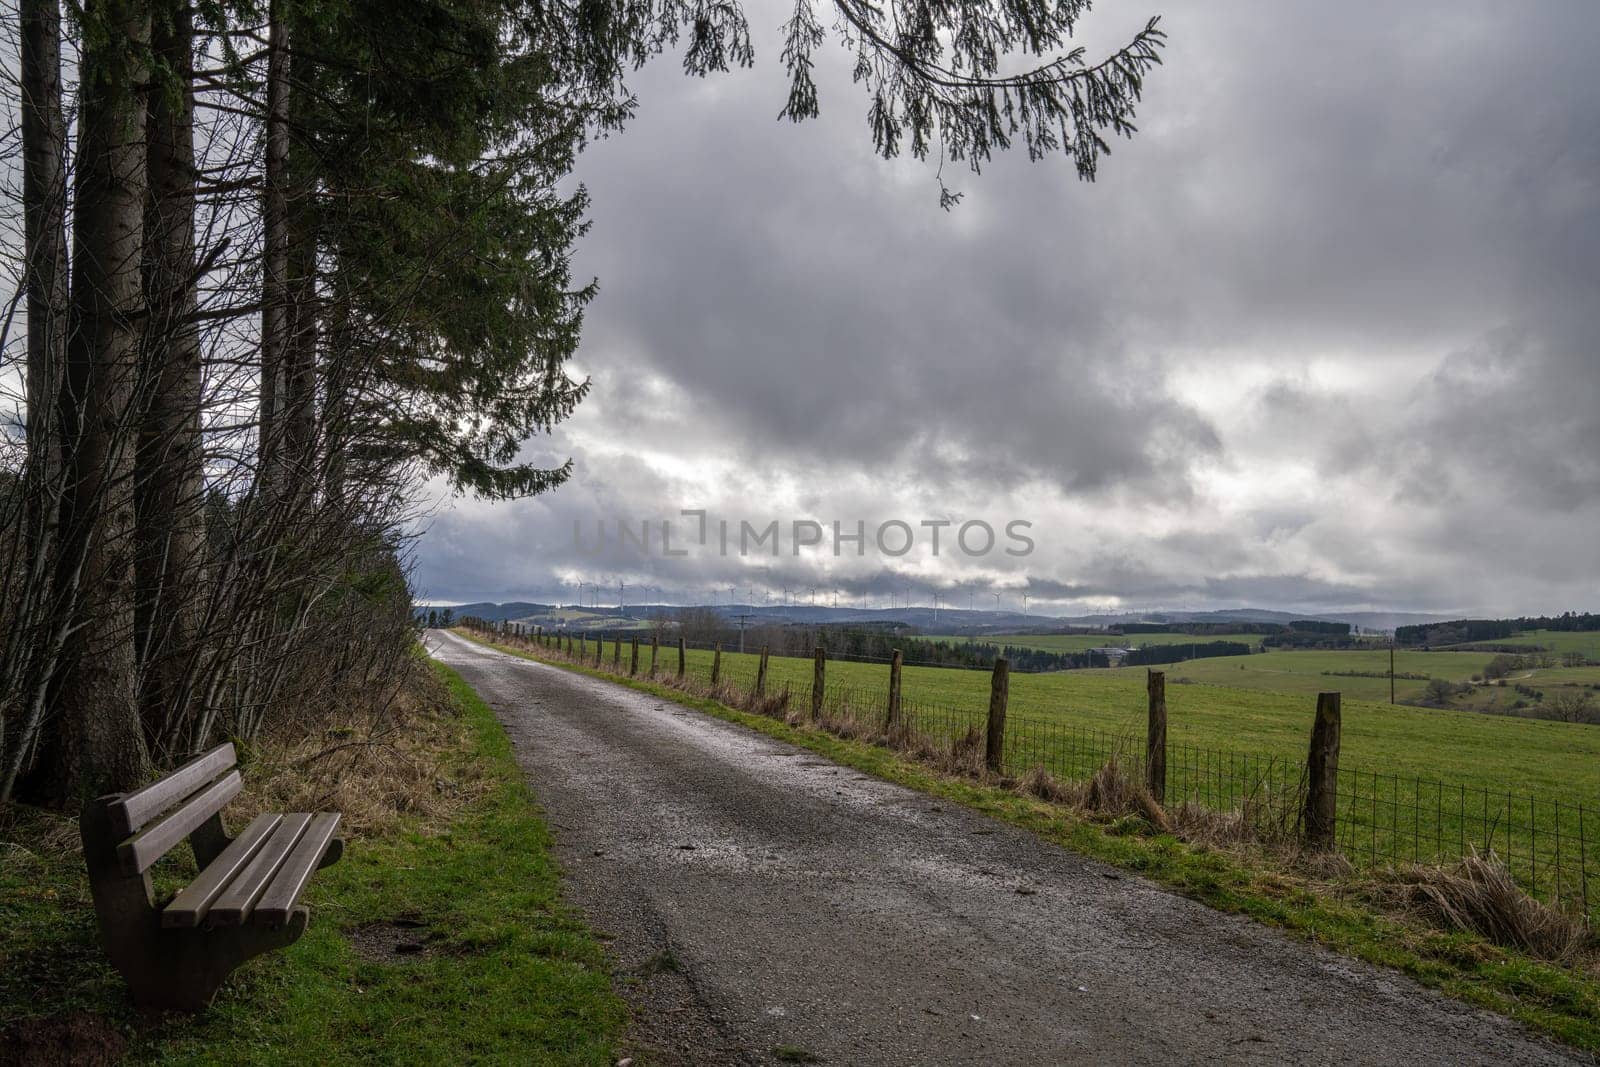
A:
[
  {"left": 206, "top": 814, "right": 312, "bottom": 927},
  {"left": 161, "top": 813, "right": 283, "bottom": 929},
  {"left": 116, "top": 771, "right": 243, "bottom": 876},
  {"left": 106, "top": 744, "right": 236, "bottom": 837},
  {"left": 252, "top": 813, "right": 341, "bottom": 927}
]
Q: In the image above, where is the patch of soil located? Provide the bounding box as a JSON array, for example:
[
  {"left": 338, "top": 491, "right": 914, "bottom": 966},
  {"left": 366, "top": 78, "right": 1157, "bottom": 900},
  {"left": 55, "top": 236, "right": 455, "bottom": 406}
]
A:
[
  {"left": 1, "top": 1011, "right": 127, "bottom": 1066},
  {"left": 349, "top": 918, "right": 437, "bottom": 963}
]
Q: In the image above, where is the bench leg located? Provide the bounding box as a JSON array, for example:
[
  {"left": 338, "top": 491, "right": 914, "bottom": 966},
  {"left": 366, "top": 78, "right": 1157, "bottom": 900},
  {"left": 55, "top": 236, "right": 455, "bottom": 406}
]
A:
[{"left": 121, "top": 909, "right": 311, "bottom": 1012}]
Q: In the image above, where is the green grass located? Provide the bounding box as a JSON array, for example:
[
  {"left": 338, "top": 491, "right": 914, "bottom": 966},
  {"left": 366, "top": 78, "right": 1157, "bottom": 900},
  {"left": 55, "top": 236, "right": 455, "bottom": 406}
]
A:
[
  {"left": 0, "top": 660, "right": 625, "bottom": 1065},
  {"left": 466, "top": 631, "right": 1600, "bottom": 1054},
  {"left": 1442, "top": 630, "right": 1600, "bottom": 657},
  {"left": 922, "top": 631, "right": 1269, "bottom": 653},
  {"left": 1146, "top": 648, "right": 1493, "bottom": 703},
  {"left": 647, "top": 642, "right": 1600, "bottom": 808}
]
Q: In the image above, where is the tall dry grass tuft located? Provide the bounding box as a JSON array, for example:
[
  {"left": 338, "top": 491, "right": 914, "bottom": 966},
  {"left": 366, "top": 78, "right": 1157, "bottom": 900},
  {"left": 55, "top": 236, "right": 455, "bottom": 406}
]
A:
[
  {"left": 1384, "top": 849, "right": 1592, "bottom": 962},
  {"left": 741, "top": 689, "right": 792, "bottom": 719},
  {"left": 1168, "top": 790, "right": 1301, "bottom": 851},
  {"left": 1064, "top": 756, "right": 1172, "bottom": 833},
  {"left": 1017, "top": 764, "right": 1072, "bottom": 804},
  {"left": 940, "top": 725, "right": 988, "bottom": 779},
  {"left": 229, "top": 661, "right": 490, "bottom": 839}
]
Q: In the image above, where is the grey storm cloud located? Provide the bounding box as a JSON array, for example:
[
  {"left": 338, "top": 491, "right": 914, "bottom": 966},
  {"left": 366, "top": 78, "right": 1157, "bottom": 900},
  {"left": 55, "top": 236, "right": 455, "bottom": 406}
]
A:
[{"left": 414, "top": 0, "right": 1600, "bottom": 616}]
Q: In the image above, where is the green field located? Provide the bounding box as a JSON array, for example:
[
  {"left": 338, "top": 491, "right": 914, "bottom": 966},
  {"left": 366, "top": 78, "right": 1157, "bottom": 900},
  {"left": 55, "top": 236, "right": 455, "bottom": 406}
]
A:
[
  {"left": 1441, "top": 629, "right": 1600, "bottom": 658},
  {"left": 1153, "top": 649, "right": 1491, "bottom": 703},
  {"left": 923, "top": 631, "right": 1269, "bottom": 653},
  {"left": 922, "top": 638, "right": 1599, "bottom": 715},
  {"left": 644, "top": 643, "right": 1600, "bottom": 809}
]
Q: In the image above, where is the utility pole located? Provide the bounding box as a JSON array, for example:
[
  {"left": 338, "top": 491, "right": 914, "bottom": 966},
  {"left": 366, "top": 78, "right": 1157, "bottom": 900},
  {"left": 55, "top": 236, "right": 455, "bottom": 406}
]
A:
[
  {"left": 732, "top": 612, "right": 755, "bottom": 653},
  {"left": 1390, "top": 640, "right": 1396, "bottom": 704}
]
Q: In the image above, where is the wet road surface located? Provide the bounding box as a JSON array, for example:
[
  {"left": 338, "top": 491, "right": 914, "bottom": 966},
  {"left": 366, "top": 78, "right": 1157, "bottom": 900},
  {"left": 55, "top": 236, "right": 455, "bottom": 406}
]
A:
[{"left": 426, "top": 630, "right": 1585, "bottom": 1066}]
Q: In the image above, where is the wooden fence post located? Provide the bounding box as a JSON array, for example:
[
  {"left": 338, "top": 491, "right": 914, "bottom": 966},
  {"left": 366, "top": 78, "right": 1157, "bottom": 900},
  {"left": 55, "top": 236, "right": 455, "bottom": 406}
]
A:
[
  {"left": 756, "top": 645, "right": 770, "bottom": 696},
  {"left": 579, "top": 634, "right": 586, "bottom": 660},
  {"left": 564, "top": 633, "right": 572, "bottom": 655},
  {"left": 886, "top": 649, "right": 903, "bottom": 729},
  {"left": 612, "top": 634, "right": 621, "bottom": 670},
  {"left": 711, "top": 643, "right": 722, "bottom": 685},
  {"left": 1302, "top": 692, "right": 1342, "bottom": 850},
  {"left": 630, "top": 639, "right": 639, "bottom": 676},
  {"left": 650, "top": 635, "right": 659, "bottom": 677},
  {"left": 594, "top": 634, "right": 602, "bottom": 666},
  {"left": 811, "top": 647, "right": 826, "bottom": 722},
  {"left": 677, "top": 638, "right": 686, "bottom": 678},
  {"left": 985, "top": 657, "right": 1009, "bottom": 774},
  {"left": 1146, "top": 670, "right": 1167, "bottom": 804}
]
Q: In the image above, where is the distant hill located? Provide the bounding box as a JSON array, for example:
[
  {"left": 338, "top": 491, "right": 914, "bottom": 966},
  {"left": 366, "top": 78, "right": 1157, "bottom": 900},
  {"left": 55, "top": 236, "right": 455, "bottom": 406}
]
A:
[{"left": 422, "top": 601, "right": 551, "bottom": 623}]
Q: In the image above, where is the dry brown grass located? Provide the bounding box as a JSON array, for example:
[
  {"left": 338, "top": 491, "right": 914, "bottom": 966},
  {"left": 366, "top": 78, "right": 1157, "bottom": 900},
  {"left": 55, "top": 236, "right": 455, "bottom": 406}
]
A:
[
  {"left": 1168, "top": 794, "right": 1300, "bottom": 851},
  {"left": 739, "top": 688, "right": 792, "bottom": 719},
  {"left": 1017, "top": 764, "right": 1073, "bottom": 804},
  {"left": 1059, "top": 756, "right": 1172, "bottom": 833},
  {"left": 1382, "top": 850, "right": 1593, "bottom": 962},
  {"left": 230, "top": 661, "right": 489, "bottom": 839},
  {"left": 0, "top": 804, "right": 79, "bottom": 864}
]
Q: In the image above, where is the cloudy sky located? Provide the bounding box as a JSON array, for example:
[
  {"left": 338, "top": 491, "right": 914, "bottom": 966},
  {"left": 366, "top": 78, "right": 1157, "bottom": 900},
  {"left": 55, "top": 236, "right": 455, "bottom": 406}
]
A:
[{"left": 414, "top": 0, "right": 1600, "bottom": 617}]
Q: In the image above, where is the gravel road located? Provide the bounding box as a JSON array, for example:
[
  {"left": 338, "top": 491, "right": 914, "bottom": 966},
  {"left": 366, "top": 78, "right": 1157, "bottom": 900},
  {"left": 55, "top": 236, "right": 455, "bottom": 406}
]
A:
[{"left": 426, "top": 629, "right": 1586, "bottom": 1066}]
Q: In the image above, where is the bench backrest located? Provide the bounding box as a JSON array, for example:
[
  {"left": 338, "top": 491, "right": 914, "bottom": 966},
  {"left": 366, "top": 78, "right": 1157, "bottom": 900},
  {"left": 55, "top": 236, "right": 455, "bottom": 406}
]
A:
[{"left": 101, "top": 743, "right": 241, "bottom": 876}]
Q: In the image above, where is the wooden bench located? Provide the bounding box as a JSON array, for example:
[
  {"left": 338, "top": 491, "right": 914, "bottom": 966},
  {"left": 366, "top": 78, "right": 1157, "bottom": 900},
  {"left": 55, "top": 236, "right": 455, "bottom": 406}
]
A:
[{"left": 78, "top": 743, "right": 344, "bottom": 1011}]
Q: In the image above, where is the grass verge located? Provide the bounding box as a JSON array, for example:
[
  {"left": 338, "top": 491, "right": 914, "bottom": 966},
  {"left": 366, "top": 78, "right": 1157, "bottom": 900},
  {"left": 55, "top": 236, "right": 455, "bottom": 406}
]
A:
[
  {"left": 463, "top": 631, "right": 1600, "bottom": 1054},
  {"left": 0, "top": 657, "right": 624, "bottom": 1065}
]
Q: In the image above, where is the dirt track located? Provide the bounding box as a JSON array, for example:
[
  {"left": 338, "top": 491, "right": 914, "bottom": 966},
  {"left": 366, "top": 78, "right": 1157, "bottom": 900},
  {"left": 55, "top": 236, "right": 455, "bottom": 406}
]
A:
[{"left": 426, "top": 630, "right": 1585, "bottom": 1066}]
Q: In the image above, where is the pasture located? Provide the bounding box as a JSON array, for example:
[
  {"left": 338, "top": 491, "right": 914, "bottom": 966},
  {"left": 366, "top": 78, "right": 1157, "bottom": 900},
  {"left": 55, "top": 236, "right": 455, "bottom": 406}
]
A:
[
  {"left": 1144, "top": 649, "right": 1491, "bottom": 703},
  {"left": 645, "top": 642, "right": 1600, "bottom": 813},
  {"left": 923, "top": 631, "right": 1268, "bottom": 653},
  {"left": 1441, "top": 629, "right": 1600, "bottom": 658}
]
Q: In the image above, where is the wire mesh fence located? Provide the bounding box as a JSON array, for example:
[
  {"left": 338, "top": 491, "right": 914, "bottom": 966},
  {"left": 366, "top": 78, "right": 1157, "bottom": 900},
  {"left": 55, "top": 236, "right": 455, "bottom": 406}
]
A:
[{"left": 477, "top": 624, "right": 1598, "bottom": 920}]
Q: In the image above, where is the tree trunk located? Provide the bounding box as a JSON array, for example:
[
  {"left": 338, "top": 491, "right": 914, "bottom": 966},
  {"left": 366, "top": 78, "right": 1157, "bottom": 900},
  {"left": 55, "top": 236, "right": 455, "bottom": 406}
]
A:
[
  {"left": 137, "top": 0, "right": 208, "bottom": 760},
  {"left": 6, "top": 0, "right": 71, "bottom": 801},
  {"left": 259, "top": 0, "right": 290, "bottom": 495},
  {"left": 283, "top": 33, "right": 317, "bottom": 502},
  {"left": 53, "top": 0, "right": 155, "bottom": 799},
  {"left": 20, "top": 0, "right": 69, "bottom": 578}
]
